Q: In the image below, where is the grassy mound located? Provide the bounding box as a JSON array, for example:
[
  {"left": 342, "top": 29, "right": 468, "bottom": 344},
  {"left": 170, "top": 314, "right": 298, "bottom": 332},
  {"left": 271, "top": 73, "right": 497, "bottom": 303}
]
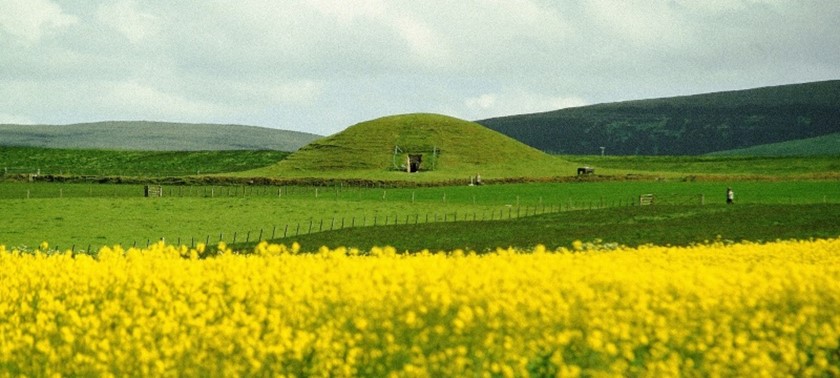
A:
[{"left": 253, "top": 113, "right": 576, "bottom": 179}]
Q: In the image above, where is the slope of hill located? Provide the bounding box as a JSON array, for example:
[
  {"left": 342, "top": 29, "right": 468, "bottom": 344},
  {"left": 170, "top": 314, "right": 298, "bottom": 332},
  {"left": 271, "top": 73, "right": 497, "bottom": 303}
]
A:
[
  {"left": 477, "top": 80, "right": 840, "bottom": 155},
  {"left": 260, "top": 113, "right": 563, "bottom": 178},
  {"left": 0, "top": 146, "right": 289, "bottom": 176},
  {"left": 0, "top": 121, "right": 321, "bottom": 151},
  {"left": 707, "top": 132, "right": 840, "bottom": 156}
]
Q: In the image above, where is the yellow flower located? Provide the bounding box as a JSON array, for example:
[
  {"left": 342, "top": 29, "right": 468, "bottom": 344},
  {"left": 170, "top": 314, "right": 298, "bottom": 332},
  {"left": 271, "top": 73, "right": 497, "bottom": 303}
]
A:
[{"left": 0, "top": 238, "right": 836, "bottom": 377}]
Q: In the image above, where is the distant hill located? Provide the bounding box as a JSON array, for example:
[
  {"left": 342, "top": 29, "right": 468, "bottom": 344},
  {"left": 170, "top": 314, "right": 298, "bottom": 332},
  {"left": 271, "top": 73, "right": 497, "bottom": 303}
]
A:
[
  {"left": 707, "top": 132, "right": 840, "bottom": 156},
  {"left": 477, "top": 80, "right": 840, "bottom": 155},
  {"left": 0, "top": 121, "right": 321, "bottom": 151},
  {"left": 273, "top": 113, "right": 553, "bottom": 173}
]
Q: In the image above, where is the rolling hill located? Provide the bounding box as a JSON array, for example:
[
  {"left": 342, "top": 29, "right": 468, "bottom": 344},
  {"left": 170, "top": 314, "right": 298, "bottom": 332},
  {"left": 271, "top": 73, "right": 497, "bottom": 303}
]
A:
[
  {"left": 477, "top": 80, "right": 840, "bottom": 155},
  {"left": 261, "top": 113, "right": 564, "bottom": 177},
  {"left": 0, "top": 121, "right": 321, "bottom": 151}
]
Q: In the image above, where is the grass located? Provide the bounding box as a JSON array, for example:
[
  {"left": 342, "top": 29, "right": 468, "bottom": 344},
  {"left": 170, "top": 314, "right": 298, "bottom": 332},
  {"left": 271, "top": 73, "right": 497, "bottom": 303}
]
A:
[
  {"left": 1, "top": 180, "right": 837, "bottom": 252},
  {"left": 708, "top": 133, "right": 840, "bottom": 156},
  {"left": 0, "top": 146, "right": 290, "bottom": 176},
  {"left": 1, "top": 146, "right": 838, "bottom": 252},
  {"left": 271, "top": 204, "right": 840, "bottom": 252},
  {"left": 0, "top": 190, "right": 506, "bottom": 251},
  {"left": 3, "top": 136, "right": 839, "bottom": 184},
  {"left": 245, "top": 113, "right": 576, "bottom": 180},
  {"left": 561, "top": 155, "right": 840, "bottom": 177}
]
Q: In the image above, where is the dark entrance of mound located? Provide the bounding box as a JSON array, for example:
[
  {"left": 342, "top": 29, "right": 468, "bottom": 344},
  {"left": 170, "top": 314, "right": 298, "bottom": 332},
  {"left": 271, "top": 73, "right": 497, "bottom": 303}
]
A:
[{"left": 407, "top": 154, "right": 422, "bottom": 173}]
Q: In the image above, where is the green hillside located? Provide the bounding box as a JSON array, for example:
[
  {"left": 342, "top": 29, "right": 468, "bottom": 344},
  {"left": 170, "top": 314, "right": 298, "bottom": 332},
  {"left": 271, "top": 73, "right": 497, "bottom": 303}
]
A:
[
  {"left": 0, "top": 121, "right": 321, "bottom": 151},
  {"left": 477, "top": 80, "right": 840, "bottom": 155},
  {"left": 253, "top": 113, "right": 572, "bottom": 179},
  {"left": 708, "top": 133, "right": 840, "bottom": 156},
  {"left": 0, "top": 146, "right": 290, "bottom": 177}
]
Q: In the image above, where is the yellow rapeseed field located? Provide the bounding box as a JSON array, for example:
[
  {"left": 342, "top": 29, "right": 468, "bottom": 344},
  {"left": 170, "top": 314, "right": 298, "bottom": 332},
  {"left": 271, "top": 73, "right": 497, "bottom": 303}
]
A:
[{"left": 0, "top": 239, "right": 838, "bottom": 377}]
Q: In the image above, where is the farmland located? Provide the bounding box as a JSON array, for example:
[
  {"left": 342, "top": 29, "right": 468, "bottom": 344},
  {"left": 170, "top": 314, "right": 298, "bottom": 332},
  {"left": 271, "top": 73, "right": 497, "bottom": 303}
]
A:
[
  {"left": 1, "top": 239, "right": 838, "bottom": 376},
  {"left": 1, "top": 179, "right": 838, "bottom": 252},
  {"left": 0, "top": 146, "right": 290, "bottom": 177},
  {"left": 1, "top": 139, "right": 839, "bottom": 376}
]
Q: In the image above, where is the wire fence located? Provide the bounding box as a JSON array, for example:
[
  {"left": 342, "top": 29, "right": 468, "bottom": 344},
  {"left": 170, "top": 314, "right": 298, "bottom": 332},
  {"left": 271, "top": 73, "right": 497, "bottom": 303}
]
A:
[
  {"left": 81, "top": 200, "right": 637, "bottom": 253},
  {"left": 6, "top": 183, "right": 838, "bottom": 253}
]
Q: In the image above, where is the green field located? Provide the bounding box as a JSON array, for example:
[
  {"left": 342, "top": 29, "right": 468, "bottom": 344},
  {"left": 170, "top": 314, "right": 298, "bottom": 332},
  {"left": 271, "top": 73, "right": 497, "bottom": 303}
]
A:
[
  {"left": 1, "top": 141, "right": 838, "bottom": 252},
  {"left": 561, "top": 155, "right": 840, "bottom": 177},
  {"left": 3, "top": 90, "right": 839, "bottom": 377},
  {"left": 1, "top": 180, "right": 837, "bottom": 252},
  {"left": 708, "top": 133, "right": 840, "bottom": 156},
  {"left": 0, "top": 146, "right": 290, "bottom": 177},
  {"left": 278, "top": 204, "right": 840, "bottom": 252}
]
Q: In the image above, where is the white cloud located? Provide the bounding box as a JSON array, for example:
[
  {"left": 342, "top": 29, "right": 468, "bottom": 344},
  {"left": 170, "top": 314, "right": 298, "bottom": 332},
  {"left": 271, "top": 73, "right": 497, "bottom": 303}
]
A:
[
  {"left": 109, "top": 81, "right": 220, "bottom": 120},
  {"left": 307, "top": 0, "right": 386, "bottom": 24},
  {"left": 391, "top": 15, "right": 451, "bottom": 65},
  {"left": 465, "top": 89, "right": 588, "bottom": 119},
  {"left": 583, "top": 0, "right": 689, "bottom": 49},
  {"left": 465, "top": 94, "right": 497, "bottom": 111},
  {"left": 96, "top": 0, "right": 160, "bottom": 43},
  {"left": 269, "top": 80, "right": 326, "bottom": 105},
  {"left": 0, "top": 0, "right": 837, "bottom": 135},
  {"left": 0, "top": 112, "right": 33, "bottom": 124},
  {"left": 0, "top": 0, "right": 77, "bottom": 43}
]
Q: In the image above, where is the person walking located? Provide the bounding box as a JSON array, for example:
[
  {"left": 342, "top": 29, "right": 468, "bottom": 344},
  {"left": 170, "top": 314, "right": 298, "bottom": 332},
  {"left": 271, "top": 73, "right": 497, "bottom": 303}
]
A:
[{"left": 726, "top": 187, "right": 734, "bottom": 204}]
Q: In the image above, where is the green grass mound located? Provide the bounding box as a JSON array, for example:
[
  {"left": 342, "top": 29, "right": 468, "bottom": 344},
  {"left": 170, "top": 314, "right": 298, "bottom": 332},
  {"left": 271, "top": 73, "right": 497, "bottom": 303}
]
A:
[{"left": 268, "top": 113, "right": 560, "bottom": 176}]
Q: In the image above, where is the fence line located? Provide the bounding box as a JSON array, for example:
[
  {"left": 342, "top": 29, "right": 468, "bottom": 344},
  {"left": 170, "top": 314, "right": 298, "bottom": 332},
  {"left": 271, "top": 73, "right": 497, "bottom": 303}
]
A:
[
  {"left": 5, "top": 183, "right": 840, "bottom": 207},
  {"left": 7, "top": 183, "right": 839, "bottom": 252},
  {"left": 120, "top": 199, "right": 645, "bottom": 250}
]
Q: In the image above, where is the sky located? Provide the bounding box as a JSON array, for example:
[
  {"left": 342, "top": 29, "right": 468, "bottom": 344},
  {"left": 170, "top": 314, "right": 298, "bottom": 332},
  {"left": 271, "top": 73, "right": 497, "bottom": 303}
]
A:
[{"left": 1, "top": 0, "right": 838, "bottom": 136}]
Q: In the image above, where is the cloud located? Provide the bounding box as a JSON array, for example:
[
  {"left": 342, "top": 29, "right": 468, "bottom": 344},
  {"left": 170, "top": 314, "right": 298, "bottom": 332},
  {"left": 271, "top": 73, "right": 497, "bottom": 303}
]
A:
[
  {"left": 0, "top": 112, "right": 33, "bottom": 124},
  {"left": 108, "top": 81, "right": 222, "bottom": 120},
  {"left": 96, "top": 0, "right": 160, "bottom": 43},
  {"left": 0, "top": 0, "right": 77, "bottom": 44},
  {"left": 465, "top": 94, "right": 497, "bottom": 111},
  {"left": 307, "top": 0, "right": 386, "bottom": 24},
  {"left": 0, "top": 0, "right": 837, "bottom": 135},
  {"left": 391, "top": 15, "right": 451, "bottom": 65},
  {"left": 465, "top": 89, "right": 588, "bottom": 119},
  {"left": 269, "top": 80, "right": 326, "bottom": 105}
]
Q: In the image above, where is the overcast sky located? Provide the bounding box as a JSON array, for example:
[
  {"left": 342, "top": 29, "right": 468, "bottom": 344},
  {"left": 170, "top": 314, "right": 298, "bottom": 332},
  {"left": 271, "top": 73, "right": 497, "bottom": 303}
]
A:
[{"left": 1, "top": 0, "right": 838, "bottom": 136}]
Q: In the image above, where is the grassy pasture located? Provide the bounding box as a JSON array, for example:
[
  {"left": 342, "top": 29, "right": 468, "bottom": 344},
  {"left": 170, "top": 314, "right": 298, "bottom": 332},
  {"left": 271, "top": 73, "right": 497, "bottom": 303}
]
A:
[
  {"left": 1, "top": 146, "right": 838, "bottom": 251},
  {"left": 277, "top": 204, "right": 840, "bottom": 252},
  {"left": 0, "top": 146, "right": 289, "bottom": 176},
  {"left": 1, "top": 180, "right": 837, "bottom": 252},
  {"left": 561, "top": 155, "right": 840, "bottom": 177},
  {"left": 708, "top": 132, "right": 840, "bottom": 156},
  {"left": 2, "top": 145, "right": 837, "bottom": 182}
]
